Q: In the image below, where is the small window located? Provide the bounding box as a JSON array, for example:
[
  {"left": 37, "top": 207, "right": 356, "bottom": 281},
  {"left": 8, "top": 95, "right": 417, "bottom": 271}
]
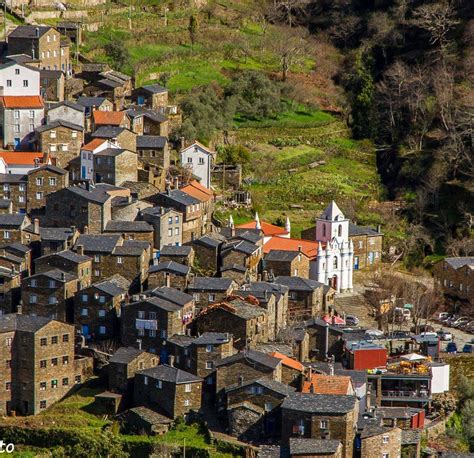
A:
[
  {"left": 36, "top": 177, "right": 43, "bottom": 186},
  {"left": 156, "top": 380, "right": 163, "bottom": 389},
  {"left": 31, "top": 279, "right": 38, "bottom": 287},
  {"left": 184, "top": 384, "right": 192, "bottom": 393},
  {"left": 6, "top": 80, "right": 11, "bottom": 87},
  {"left": 40, "top": 400, "right": 47, "bottom": 409},
  {"left": 62, "top": 334, "right": 69, "bottom": 342},
  {"left": 51, "top": 379, "right": 58, "bottom": 389},
  {"left": 205, "top": 361, "right": 214, "bottom": 369},
  {"left": 168, "top": 228, "right": 172, "bottom": 237},
  {"left": 208, "top": 293, "right": 215, "bottom": 302},
  {"left": 117, "top": 257, "right": 123, "bottom": 264},
  {"left": 149, "top": 311, "right": 156, "bottom": 320},
  {"left": 51, "top": 336, "right": 58, "bottom": 344},
  {"left": 50, "top": 130, "right": 56, "bottom": 139},
  {"left": 144, "top": 376, "right": 148, "bottom": 386},
  {"left": 14, "top": 110, "right": 19, "bottom": 119},
  {"left": 320, "top": 420, "right": 328, "bottom": 429},
  {"left": 81, "top": 294, "right": 88, "bottom": 302},
  {"left": 62, "top": 356, "right": 69, "bottom": 365},
  {"left": 383, "top": 435, "right": 389, "bottom": 444},
  {"left": 99, "top": 326, "right": 106, "bottom": 334},
  {"left": 62, "top": 378, "right": 69, "bottom": 386},
  {"left": 98, "top": 309, "right": 106, "bottom": 317},
  {"left": 206, "top": 344, "right": 213, "bottom": 353},
  {"left": 187, "top": 157, "right": 192, "bottom": 163},
  {"left": 40, "top": 382, "right": 46, "bottom": 391},
  {"left": 15, "top": 68, "right": 20, "bottom": 75},
  {"left": 80, "top": 308, "right": 88, "bottom": 316},
  {"left": 138, "top": 311, "right": 145, "bottom": 319},
  {"left": 184, "top": 399, "right": 190, "bottom": 406},
  {"left": 40, "top": 360, "right": 46, "bottom": 368},
  {"left": 49, "top": 177, "right": 57, "bottom": 186},
  {"left": 29, "top": 110, "right": 35, "bottom": 119},
  {"left": 23, "top": 80, "right": 28, "bottom": 87},
  {"left": 72, "top": 130, "right": 77, "bottom": 138},
  {"left": 175, "top": 228, "right": 179, "bottom": 235},
  {"left": 51, "top": 358, "right": 58, "bottom": 366},
  {"left": 3, "top": 231, "right": 10, "bottom": 239},
  {"left": 36, "top": 192, "right": 43, "bottom": 200},
  {"left": 94, "top": 254, "right": 101, "bottom": 262},
  {"left": 40, "top": 338, "right": 47, "bottom": 346},
  {"left": 175, "top": 216, "right": 179, "bottom": 223},
  {"left": 75, "top": 375, "right": 81, "bottom": 384},
  {"left": 198, "top": 157, "right": 205, "bottom": 165}
]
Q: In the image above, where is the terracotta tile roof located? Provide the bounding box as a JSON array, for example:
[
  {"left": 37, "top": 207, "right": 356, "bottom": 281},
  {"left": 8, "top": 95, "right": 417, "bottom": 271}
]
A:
[
  {"left": 302, "top": 374, "right": 353, "bottom": 395},
  {"left": 237, "top": 220, "right": 288, "bottom": 237},
  {"left": 81, "top": 138, "right": 106, "bottom": 152},
  {"left": 93, "top": 110, "right": 126, "bottom": 126},
  {"left": 263, "top": 237, "right": 319, "bottom": 260},
  {"left": 269, "top": 351, "right": 304, "bottom": 372},
  {"left": 0, "top": 151, "right": 44, "bottom": 165},
  {"left": 0, "top": 96, "right": 43, "bottom": 109},
  {"left": 181, "top": 180, "right": 213, "bottom": 202}
]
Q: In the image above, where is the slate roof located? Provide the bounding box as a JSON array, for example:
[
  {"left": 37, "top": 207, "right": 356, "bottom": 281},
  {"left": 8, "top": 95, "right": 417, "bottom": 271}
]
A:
[
  {"left": 160, "top": 245, "right": 193, "bottom": 257},
  {"left": 0, "top": 199, "right": 11, "bottom": 208},
  {"left": 0, "top": 173, "right": 26, "bottom": 183},
  {"left": 109, "top": 346, "right": 148, "bottom": 364},
  {"left": 149, "top": 261, "right": 190, "bottom": 276},
  {"left": 76, "top": 96, "right": 109, "bottom": 108},
  {"left": 167, "top": 334, "right": 196, "bottom": 348},
  {"left": 29, "top": 268, "right": 76, "bottom": 283},
  {"left": 274, "top": 276, "right": 325, "bottom": 292},
  {"left": 189, "top": 277, "right": 234, "bottom": 291},
  {"left": 123, "top": 406, "right": 172, "bottom": 425},
  {"left": 36, "top": 250, "right": 90, "bottom": 265},
  {"left": 105, "top": 221, "right": 153, "bottom": 232},
  {"left": 375, "top": 407, "right": 422, "bottom": 419},
  {"left": 136, "top": 296, "right": 182, "bottom": 312},
  {"left": 49, "top": 100, "right": 85, "bottom": 112},
  {"left": 139, "top": 83, "right": 168, "bottom": 94},
  {"left": 92, "top": 126, "right": 129, "bottom": 139},
  {"left": 0, "top": 313, "right": 55, "bottom": 333},
  {"left": 126, "top": 107, "right": 167, "bottom": 123},
  {"left": 93, "top": 279, "right": 125, "bottom": 297},
  {"left": 36, "top": 120, "right": 83, "bottom": 132},
  {"left": 445, "top": 257, "right": 474, "bottom": 269},
  {"left": 28, "top": 164, "right": 68, "bottom": 175},
  {"left": 9, "top": 25, "right": 51, "bottom": 38},
  {"left": 113, "top": 240, "right": 150, "bottom": 256},
  {"left": 138, "top": 364, "right": 202, "bottom": 384},
  {"left": 335, "top": 369, "right": 367, "bottom": 386},
  {"left": 160, "top": 189, "right": 200, "bottom": 207},
  {"left": 349, "top": 222, "right": 381, "bottom": 236},
  {"left": 281, "top": 392, "right": 357, "bottom": 414},
  {"left": 66, "top": 184, "right": 111, "bottom": 204},
  {"left": 222, "top": 239, "right": 259, "bottom": 255},
  {"left": 215, "top": 350, "right": 281, "bottom": 370},
  {"left": 194, "top": 235, "right": 224, "bottom": 249},
  {"left": 151, "top": 287, "right": 193, "bottom": 306},
  {"left": 0, "top": 214, "right": 27, "bottom": 228},
  {"left": 360, "top": 425, "right": 395, "bottom": 439},
  {"left": 289, "top": 438, "right": 341, "bottom": 455},
  {"left": 265, "top": 250, "right": 300, "bottom": 262},
  {"left": 401, "top": 429, "right": 421, "bottom": 445},
  {"left": 137, "top": 135, "right": 167, "bottom": 149},
  {"left": 224, "top": 299, "right": 266, "bottom": 320},
  {"left": 75, "top": 234, "right": 121, "bottom": 253},
  {"left": 193, "top": 332, "right": 231, "bottom": 346},
  {"left": 220, "top": 227, "right": 262, "bottom": 244},
  {"left": 226, "top": 377, "right": 296, "bottom": 397},
  {"left": 221, "top": 264, "right": 247, "bottom": 273},
  {"left": 38, "top": 227, "right": 75, "bottom": 242}
]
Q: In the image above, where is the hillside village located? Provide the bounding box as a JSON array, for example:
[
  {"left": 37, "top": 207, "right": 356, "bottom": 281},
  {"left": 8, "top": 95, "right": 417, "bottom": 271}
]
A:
[{"left": 0, "top": 3, "right": 471, "bottom": 458}]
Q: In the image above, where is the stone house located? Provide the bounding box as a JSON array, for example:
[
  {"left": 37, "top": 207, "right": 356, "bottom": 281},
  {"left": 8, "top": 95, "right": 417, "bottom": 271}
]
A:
[
  {"left": 196, "top": 297, "right": 269, "bottom": 350},
  {"left": 289, "top": 438, "right": 343, "bottom": 458},
  {"left": 264, "top": 249, "right": 310, "bottom": 279},
  {"left": 189, "top": 332, "right": 234, "bottom": 383},
  {"left": 132, "top": 84, "right": 168, "bottom": 111},
  {"left": 76, "top": 96, "right": 113, "bottom": 120},
  {"left": 134, "top": 364, "right": 202, "bottom": 419},
  {"left": 108, "top": 346, "right": 159, "bottom": 393},
  {"left": 190, "top": 234, "right": 226, "bottom": 273},
  {"left": 26, "top": 165, "right": 69, "bottom": 212},
  {"left": 92, "top": 126, "right": 137, "bottom": 152},
  {"left": 36, "top": 120, "right": 84, "bottom": 168},
  {"left": 0, "top": 214, "right": 31, "bottom": 245},
  {"left": 281, "top": 392, "right": 358, "bottom": 457},
  {"left": 0, "top": 242, "right": 31, "bottom": 277},
  {"left": 0, "top": 199, "right": 12, "bottom": 214},
  {"left": 302, "top": 374, "right": 355, "bottom": 396},
  {"left": 163, "top": 334, "right": 196, "bottom": 373},
  {"left": 225, "top": 378, "right": 295, "bottom": 441},
  {"left": 360, "top": 425, "right": 402, "bottom": 458},
  {"left": 40, "top": 69, "right": 64, "bottom": 102},
  {"left": 269, "top": 352, "right": 304, "bottom": 388},
  {"left": 221, "top": 240, "right": 262, "bottom": 281},
  {"left": 136, "top": 136, "right": 169, "bottom": 170},
  {"left": 21, "top": 269, "right": 78, "bottom": 321},
  {"left": 93, "top": 148, "right": 138, "bottom": 185},
  {"left": 303, "top": 318, "right": 344, "bottom": 362},
  {"left": 74, "top": 278, "right": 126, "bottom": 341},
  {"left": 38, "top": 227, "right": 79, "bottom": 256},
  {"left": 44, "top": 183, "right": 114, "bottom": 233},
  {"left": 47, "top": 101, "right": 85, "bottom": 128},
  {"left": 274, "top": 276, "right": 325, "bottom": 320},
  {"left": 433, "top": 257, "right": 474, "bottom": 311},
  {"left": 35, "top": 250, "right": 92, "bottom": 289},
  {"left": 0, "top": 174, "right": 27, "bottom": 213},
  {"left": 78, "top": 138, "right": 121, "bottom": 181},
  {"left": 140, "top": 206, "right": 183, "bottom": 250},
  {"left": 187, "top": 277, "right": 236, "bottom": 311},
  {"left": 159, "top": 245, "right": 195, "bottom": 266},
  {"left": 155, "top": 189, "right": 204, "bottom": 244},
  {"left": 0, "top": 95, "right": 45, "bottom": 149},
  {"left": 92, "top": 110, "right": 130, "bottom": 131},
  {"left": 0, "top": 314, "right": 89, "bottom": 416},
  {"left": 148, "top": 261, "right": 191, "bottom": 291},
  {"left": 104, "top": 220, "right": 154, "bottom": 245},
  {"left": 126, "top": 107, "right": 169, "bottom": 137},
  {"left": 349, "top": 223, "right": 383, "bottom": 270},
  {"left": 180, "top": 142, "right": 216, "bottom": 189},
  {"left": 0, "top": 266, "right": 21, "bottom": 314},
  {"left": 221, "top": 265, "right": 249, "bottom": 285},
  {"left": 73, "top": 234, "right": 151, "bottom": 288},
  {"left": 120, "top": 406, "right": 173, "bottom": 435},
  {"left": 181, "top": 180, "right": 215, "bottom": 232},
  {"left": 215, "top": 350, "right": 282, "bottom": 394},
  {"left": 8, "top": 26, "right": 70, "bottom": 74},
  {"left": 121, "top": 292, "right": 195, "bottom": 352}
]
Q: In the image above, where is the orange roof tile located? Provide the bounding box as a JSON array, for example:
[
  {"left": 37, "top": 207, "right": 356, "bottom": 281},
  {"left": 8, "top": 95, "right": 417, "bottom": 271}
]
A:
[
  {"left": 269, "top": 351, "right": 304, "bottom": 372},
  {"left": 181, "top": 180, "right": 214, "bottom": 202},
  {"left": 263, "top": 237, "right": 319, "bottom": 260},
  {"left": 82, "top": 138, "right": 106, "bottom": 152},
  {"left": 0, "top": 96, "right": 43, "bottom": 109},
  {"left": 302, "top": 374, "right": 353, "bottom": 395},
  {"left": 93, "top": 111, "right": 126, "bottom": 126},
  {"left": 237, "top": 220, "right": 289, "bottom": 237},
  {"left": 0, "top": 151, "right": 44, "bottom": 165}
]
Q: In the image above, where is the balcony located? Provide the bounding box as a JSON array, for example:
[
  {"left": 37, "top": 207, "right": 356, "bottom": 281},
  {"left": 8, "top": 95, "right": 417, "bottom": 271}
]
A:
[{"left": 381, "top": 389, "right": 430, "bottom": 399}]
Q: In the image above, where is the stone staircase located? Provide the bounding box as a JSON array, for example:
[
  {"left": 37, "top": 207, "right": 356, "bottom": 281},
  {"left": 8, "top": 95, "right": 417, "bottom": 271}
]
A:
[{"left": 334, "top": 293, "right": 374, "bottom": 327}]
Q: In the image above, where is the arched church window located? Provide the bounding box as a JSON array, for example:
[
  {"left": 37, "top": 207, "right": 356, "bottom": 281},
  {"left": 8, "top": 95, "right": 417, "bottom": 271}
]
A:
[
  {"left": 338, "top": 224, "right": 342, "bottom": 237},
  {"left": 333, "top": 257, "right": 338, "bottom": 269}
]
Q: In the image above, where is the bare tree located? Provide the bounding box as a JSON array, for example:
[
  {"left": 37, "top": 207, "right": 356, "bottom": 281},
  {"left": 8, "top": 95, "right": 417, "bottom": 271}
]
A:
[{"left": 271, "top": 0, "right": 310, "bottom": 27}]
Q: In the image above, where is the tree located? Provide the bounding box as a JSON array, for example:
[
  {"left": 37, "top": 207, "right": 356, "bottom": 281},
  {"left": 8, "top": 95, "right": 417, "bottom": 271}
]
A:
[
  {"left": 188, "top": 14, "right": 199, "bottom": 49},
  {"left": 267, "top": 26, "right": 309, "bottom": 81},
  {"left": 104, "top": 42, "right": 131, "bottom": 71},
  {"left": 271, "top": 0, "right": 310, "bottom": 27}
]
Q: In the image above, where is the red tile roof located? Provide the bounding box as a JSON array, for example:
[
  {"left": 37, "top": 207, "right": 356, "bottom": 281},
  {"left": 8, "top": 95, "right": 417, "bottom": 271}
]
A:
[
  {"left": 269, "top": 351, "right": 304, "bottom": 372},
  {"left": 237, "top": 220, "right": 289, "bottom": 237},
  {"left": 302, "top": 374, "right": 353, "bottom": 395},
  {"left": 82, "top": 138, "right": 106, "bottom": 152},
  {"left": 0, "top": 151, "right": 44, "bottom": 165},
  {"left": 0, "top": 96, "right": 44, "bottom": 109},
  {"left": 263, "top": 237, "right": 319, "bottom": 260},
  {"left": 93, "top": 110, "right": 126, "bottom": 126},
  {"left": 181, "top": 180, "right": 214, "bottom": 202}
]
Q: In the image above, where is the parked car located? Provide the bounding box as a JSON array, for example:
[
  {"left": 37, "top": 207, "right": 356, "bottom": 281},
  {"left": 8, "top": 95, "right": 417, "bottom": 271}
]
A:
[
  {"left": 446, "top": 342, "right": 458, "bottom": 353},
  {"left": 437, "top": 330, "right": 453, "bottom": 341},
  {"left": 437, "top": 312, "right": 450, "bottom": 322},
  {"left": 420, "top": 332, "right": 438, "bottom": 339},
  {"left": 345, "top": 315, "right": 359, "bottom": 326},
  {"left": 366, "top": 329, "right": 384, "bottom": 337},
  {"left": 389, "top": 330, "right": 411, "bottom": 339},
  {"left": 459, "top": 320, "right": 474, "bottom": 331},
  {"left": 446, "top": 315, "right": 460, "bottom": 326},
  {"left": 462, "top": 344, "right": 473, "bottom": 353},
  {"left": 466, "top": 324, "right": 474, "bottom": 334},
  {"left": 452, "top": 317, "right": 470, "bottom": 328}
]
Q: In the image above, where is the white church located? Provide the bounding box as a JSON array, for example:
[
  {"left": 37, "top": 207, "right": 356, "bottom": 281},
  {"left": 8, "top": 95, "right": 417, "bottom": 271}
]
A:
[{"left": 314, "top": 201, "right": 353, "bottom": 293}]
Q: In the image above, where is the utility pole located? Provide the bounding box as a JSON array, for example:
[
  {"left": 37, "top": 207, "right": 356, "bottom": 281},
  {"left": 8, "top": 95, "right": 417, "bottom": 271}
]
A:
[
  {"left": 183, "top": 438, "right": 186, "bottom": 458},
  {"left": 128, "top": 0, "right": 132, "bottom": 30},
  {"left": 3, "top": 1, "right": 7, "bottom": 42}
]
